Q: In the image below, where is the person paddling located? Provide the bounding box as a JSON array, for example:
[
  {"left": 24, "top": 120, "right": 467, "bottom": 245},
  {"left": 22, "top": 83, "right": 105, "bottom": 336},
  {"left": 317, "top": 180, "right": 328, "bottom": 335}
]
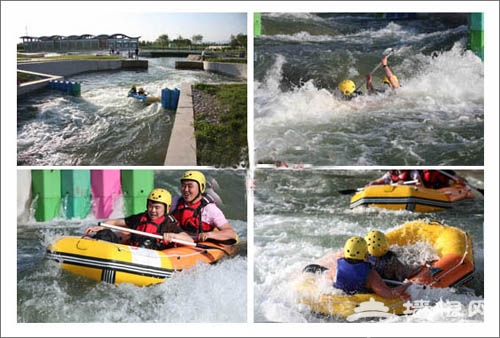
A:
[
  {"left": 84, "top": 188, "right": 193, "bottom": 249},
  {"left": 366, "top": 55, "right": 400, "bottom": 93}
]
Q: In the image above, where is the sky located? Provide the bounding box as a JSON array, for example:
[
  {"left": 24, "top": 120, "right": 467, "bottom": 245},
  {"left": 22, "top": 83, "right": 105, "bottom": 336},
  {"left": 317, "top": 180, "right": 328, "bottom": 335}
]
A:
[{"left": 7, "top": 2, "right": 247, "bottom": 44}]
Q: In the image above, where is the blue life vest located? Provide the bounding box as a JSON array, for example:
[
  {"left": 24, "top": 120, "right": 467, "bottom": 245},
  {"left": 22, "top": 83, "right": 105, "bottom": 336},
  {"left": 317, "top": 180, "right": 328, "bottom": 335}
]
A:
[{"left": 334, "top": 258, "right": 372, "bottom": 294}]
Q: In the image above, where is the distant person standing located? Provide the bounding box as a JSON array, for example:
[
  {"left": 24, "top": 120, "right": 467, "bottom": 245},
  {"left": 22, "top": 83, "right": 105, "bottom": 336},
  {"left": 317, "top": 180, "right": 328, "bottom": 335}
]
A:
[
  {"left": 135, "top": 47, "right": 139, "bottom": 59},
  {"left": 201, "top": 49, "right": 206, "bottom": 61}
]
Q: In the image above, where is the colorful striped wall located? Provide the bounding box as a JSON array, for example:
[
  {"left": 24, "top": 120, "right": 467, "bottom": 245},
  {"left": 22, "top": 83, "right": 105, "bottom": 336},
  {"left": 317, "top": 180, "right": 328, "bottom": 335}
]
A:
[{"left": 30, "top": 169, "right": 154, "bottom": 222}]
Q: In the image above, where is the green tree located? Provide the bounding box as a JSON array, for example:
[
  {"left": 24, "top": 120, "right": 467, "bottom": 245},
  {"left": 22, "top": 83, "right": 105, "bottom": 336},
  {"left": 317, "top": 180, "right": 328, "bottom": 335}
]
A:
[
  {"left": 230, "top": 34, "right": 247, "bottom": 49},
  {"left": 172, "top": 35, "right": 192, "bottom": 47},
  {"left": 192, "top": 34, "right": 203, "bottom": 45},
  {"left": 155, "top": 34, "right": 169, "bottom": 48}
]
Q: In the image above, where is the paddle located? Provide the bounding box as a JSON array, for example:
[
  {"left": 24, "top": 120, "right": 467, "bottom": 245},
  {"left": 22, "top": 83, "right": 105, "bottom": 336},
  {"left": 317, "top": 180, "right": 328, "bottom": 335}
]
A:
[
  {"left": 338, "top": 179, "right": 419, "bottom": 195},
  {"left": 338, "top": 188, "right": 363, "bottom": 195},
  {"left": 303, "top": 264, "right": 329, "bottom": 273},
  {"left": 437, "top": 170, "right": 484, "bottom": 195},
  {"left": 354, "top": 47, "right": 395, "bottom": 92},
  {"left": 383, "top": 278, "right": 427, "bottom": 290},
  {"left": 97, "top": 222, "right": 234, "bottom": 254}
]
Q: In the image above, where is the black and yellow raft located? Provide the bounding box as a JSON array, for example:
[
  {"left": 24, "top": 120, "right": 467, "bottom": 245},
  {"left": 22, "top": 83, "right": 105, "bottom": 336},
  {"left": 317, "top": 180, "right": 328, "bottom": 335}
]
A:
[
  {"left": 349, "top": 184, "right": 474, "bottom": 212},
  {"left": 46, "top": 236, "right": 238, "bottom": 286}
]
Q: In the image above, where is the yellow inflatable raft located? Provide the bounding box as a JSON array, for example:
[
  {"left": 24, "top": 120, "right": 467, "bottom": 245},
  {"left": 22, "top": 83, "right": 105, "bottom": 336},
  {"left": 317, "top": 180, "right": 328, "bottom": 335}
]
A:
[
  {"left": 46, "top": 236, "right": 238, "bottom": 286},
  {"left": 296, "top": 220, "right": 475, "bottom": 318},
  {"left": 349, "top": 184, "right": 473, "bottom": 212}
]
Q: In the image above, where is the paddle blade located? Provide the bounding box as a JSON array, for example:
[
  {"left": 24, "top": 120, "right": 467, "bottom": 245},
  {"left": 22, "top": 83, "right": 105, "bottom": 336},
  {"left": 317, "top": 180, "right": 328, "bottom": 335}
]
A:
[
  {"left": 303, "top": 264, "right": 329, "bottom": 273},
  {"left": 338, "top": 188, "right": 362, "bottom": 195},
  {"left": 383, "top": 48, "right": 395, "bottom": 56}
]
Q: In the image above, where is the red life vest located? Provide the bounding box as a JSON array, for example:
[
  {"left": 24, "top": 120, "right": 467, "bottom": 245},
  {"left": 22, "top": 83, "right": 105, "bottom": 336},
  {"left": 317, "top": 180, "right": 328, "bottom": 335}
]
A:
[
  {"left": 390, "top": 170, "right": 408, "bottom": 182},
  {"left": 422, "top": 170, "right": 449, "bottom": 188},
  {"left": 172, "top": 194, "right": 215, "bottom": 234},
  {"left": 131, "top": 213, "right": 175, "bottom": 247}
]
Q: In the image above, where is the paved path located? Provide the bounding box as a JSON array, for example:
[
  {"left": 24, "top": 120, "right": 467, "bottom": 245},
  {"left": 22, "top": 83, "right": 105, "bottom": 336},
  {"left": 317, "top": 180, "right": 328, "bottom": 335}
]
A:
[{"left": 164, "top": 82, "right": 197, "bottom": 166}]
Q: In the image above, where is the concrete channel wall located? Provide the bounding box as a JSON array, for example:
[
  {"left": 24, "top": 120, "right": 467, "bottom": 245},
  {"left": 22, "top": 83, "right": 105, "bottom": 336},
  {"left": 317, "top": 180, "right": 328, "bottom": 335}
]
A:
[
  {"left": 18, "top": 60, "right": 139, "bottom": 77},
  {"left": 203, "top": 62, "right": 247, "bottom": 80},
  {"left": 17, "top": 60, "right": 148, "bottom": 97},
  {"left": 175, "top": 61, "right": 204, "bottom": 70},
  {"left": 175, "top": 60, "right": 247, "bottom": 80},
  {"left": 17, "top": 70, "right": 63, "bottom": 96},
  {"left": 164, "top": 82, "right": 197, "bottom": 166}
]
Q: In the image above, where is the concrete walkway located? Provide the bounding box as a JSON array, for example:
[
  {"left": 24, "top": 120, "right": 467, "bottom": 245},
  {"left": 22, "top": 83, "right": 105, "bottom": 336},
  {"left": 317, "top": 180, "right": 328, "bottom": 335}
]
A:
[
  {"left": 17, "top": 70, "right": 63, "bottom": 96},
  {"left": 164, "top": 82, "right": 197, "bottom": 166}
]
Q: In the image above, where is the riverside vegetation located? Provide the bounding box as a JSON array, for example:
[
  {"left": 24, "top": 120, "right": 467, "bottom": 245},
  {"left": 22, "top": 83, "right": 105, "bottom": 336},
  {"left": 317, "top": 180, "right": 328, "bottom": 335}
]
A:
[{"left": 192, "top": 83, "right": 248, "bottom": 168}]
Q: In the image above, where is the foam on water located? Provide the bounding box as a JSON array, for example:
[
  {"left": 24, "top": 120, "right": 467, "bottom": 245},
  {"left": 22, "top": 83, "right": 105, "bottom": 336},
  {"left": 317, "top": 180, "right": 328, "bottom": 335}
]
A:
[
  {"left": 254, "top": 46, "right": 483, "bottom": 165},
  {"left": 254, "top": 169, "right": 484, "bottom": 323}
]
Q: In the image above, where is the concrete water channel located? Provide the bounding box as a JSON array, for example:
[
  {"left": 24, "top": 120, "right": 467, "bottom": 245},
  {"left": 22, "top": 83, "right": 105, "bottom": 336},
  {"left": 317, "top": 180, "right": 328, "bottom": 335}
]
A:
[{"left": 17, "top": 57, "right": 247, "bottom": 166}]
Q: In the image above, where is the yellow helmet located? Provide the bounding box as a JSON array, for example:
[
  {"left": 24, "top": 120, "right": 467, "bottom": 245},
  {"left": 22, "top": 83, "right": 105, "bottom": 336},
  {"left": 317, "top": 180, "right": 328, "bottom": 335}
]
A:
[
  {"left": 344, "top": 236, "right": 368, "bottom": 261},
  {"left": 383, "top": 75, "right": 399, "bottom": 87},
  {"left": 181, "top": 170, "right": 206, "bottom": 193},
  {"left": 131, "top": 84, "right": 136, "bottom": 89},
  {"left": 365, "top": 230, "right": 389, "bottom": 257},
  {"left": 147, "top": 188, "right": 172, "bottom": 212},
  {"left": 139, "top": 87, "right": 144, "bottom": 92},
  {"left": 338, "top": 79, "right": 356, "bottom": 97}
]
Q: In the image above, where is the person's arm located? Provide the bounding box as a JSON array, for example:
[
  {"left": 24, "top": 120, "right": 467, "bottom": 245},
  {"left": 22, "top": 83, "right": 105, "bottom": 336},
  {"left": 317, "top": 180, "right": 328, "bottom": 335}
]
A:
[
  {"left": 410, "top": 170, "right": 423, "bottom": 186},
  {"left": 161, "top": 218, "right": 194, "bottom": 244},
  {"left": 84, "top": 218, "right": 127, "bottom": 236},
  {"left": 366, "top": 177, "right": 385, "bottom": 186},
  {"left": 197, "top": 205, "right": 238, "bottom": 242},
  {"left": 367, "top": 172, "right": 391, "bottom": 186},
  {"left": 366, "top": 269, "right": 411, "bottom": 300},
  {"left": 366, "top": 74, "right": 375, "bottom": 93},
  {"left": 163, "top": 231, "right": 194, "bottom": 243},
  {"left": 198, "top": 222, "right": 237, "bottom": 242},
  {"left": 381, "top": 56, "right": 400, "bottom": 88}
]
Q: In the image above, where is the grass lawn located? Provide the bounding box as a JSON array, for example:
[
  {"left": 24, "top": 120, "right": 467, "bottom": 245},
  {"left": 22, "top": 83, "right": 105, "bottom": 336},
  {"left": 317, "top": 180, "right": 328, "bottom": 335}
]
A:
[{"left": 193, "top": 83, "right": 248, "bottom": 168}]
